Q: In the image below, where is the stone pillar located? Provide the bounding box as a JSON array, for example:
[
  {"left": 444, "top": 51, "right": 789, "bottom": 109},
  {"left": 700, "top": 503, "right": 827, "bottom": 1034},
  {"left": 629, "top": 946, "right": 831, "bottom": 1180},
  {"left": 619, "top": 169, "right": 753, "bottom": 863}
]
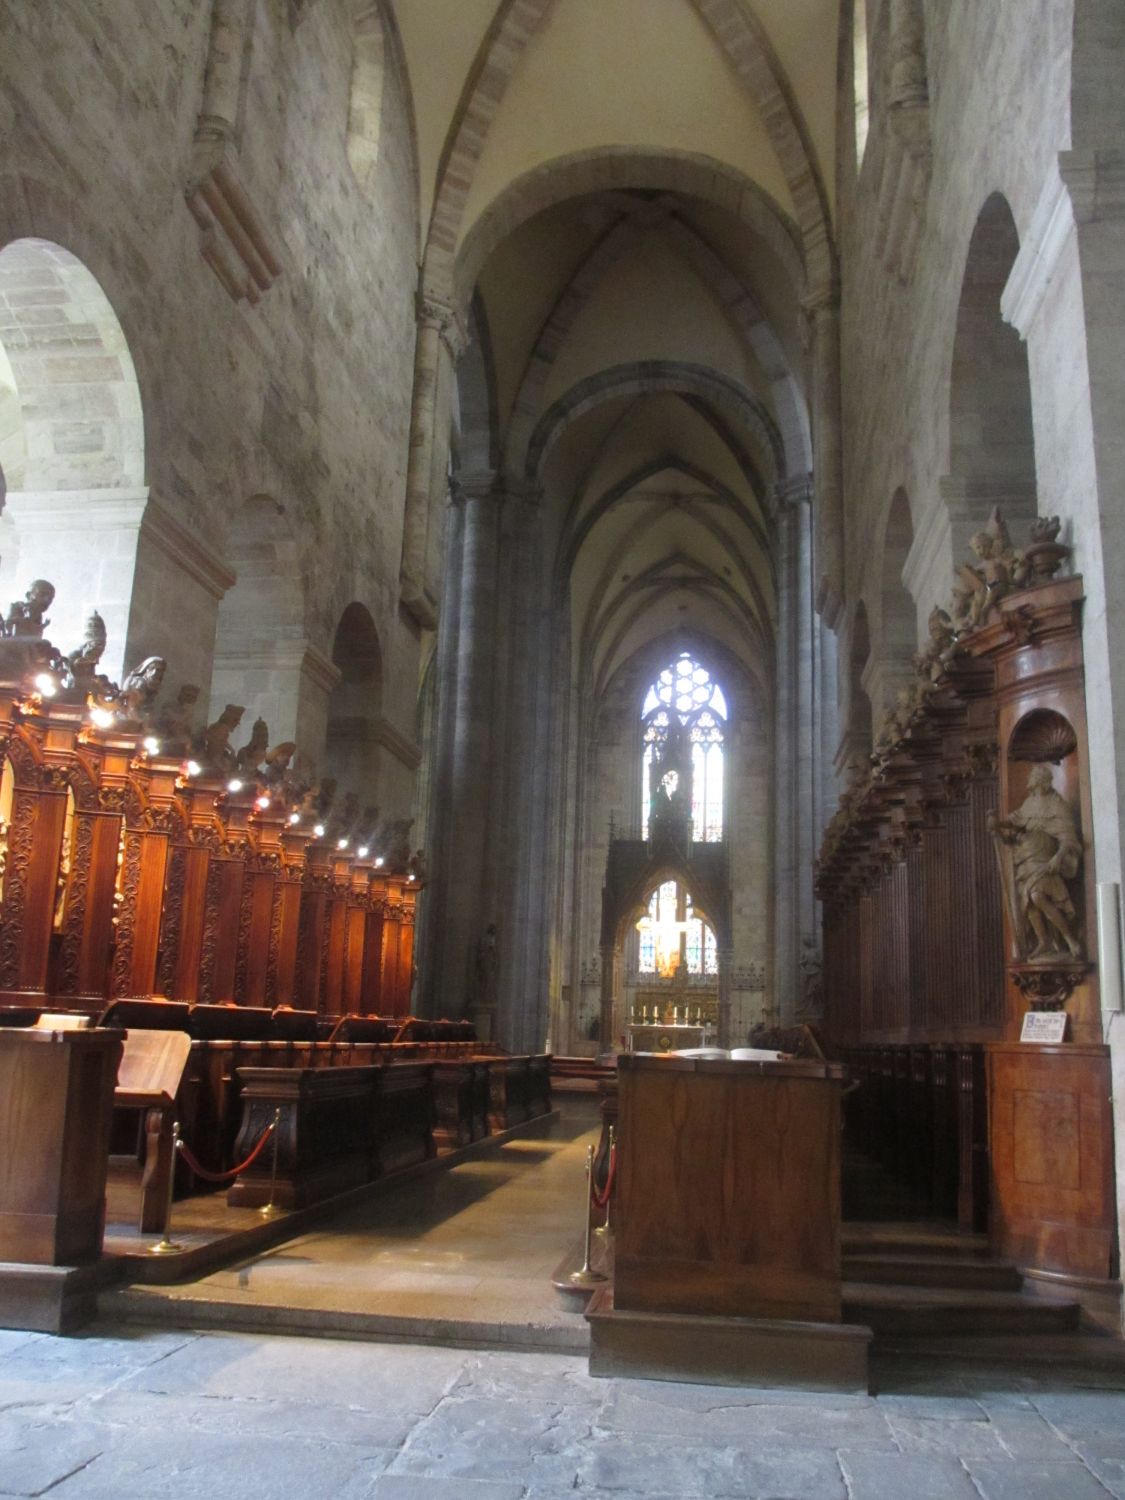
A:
[
  {"left": 888, "top": 0, "right": 928, "bottom": 116},
  {"left": 430, "top": 472, "right": 501, "bottom": 1026},
  {"left": 491, "top": 485, "right": 551, "bottom": 1052},
  {"left": 773, "top": 477, "right": 819, "bottom": 1023},
  {"left": 400, "top": 298, "right": 465, "bottom": 629},
  {"left": 805, "top": 289, "right": 845, "bottom": 625},
  {"left": 599, "top": 942, "right": 622, "bottom": 1051}
]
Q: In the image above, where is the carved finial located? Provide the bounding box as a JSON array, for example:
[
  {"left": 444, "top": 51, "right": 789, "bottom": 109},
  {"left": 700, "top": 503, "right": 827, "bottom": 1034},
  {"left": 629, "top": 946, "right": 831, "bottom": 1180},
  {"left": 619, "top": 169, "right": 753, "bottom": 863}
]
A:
[
  {"left": 118, "top": 656, "right": 167, "bottom": 727},
  {"left": 235, "top": 716, "right": 269, "bottom": 776}
]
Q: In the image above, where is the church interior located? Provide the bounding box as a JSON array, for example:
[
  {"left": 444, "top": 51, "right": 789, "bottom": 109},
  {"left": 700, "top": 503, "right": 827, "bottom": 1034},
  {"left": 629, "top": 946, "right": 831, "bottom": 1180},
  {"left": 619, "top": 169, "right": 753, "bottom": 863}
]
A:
[{"left": 3, "top": 0, "right": 1125, "bottom": 1488}]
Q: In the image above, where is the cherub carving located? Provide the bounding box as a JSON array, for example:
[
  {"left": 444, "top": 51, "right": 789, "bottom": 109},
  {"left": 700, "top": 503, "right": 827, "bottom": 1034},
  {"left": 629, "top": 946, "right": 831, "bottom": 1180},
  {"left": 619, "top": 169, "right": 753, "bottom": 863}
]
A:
[
  {"left": 955, "top": 509, "right": 1028, "bottom": 629},
  {"left": 914, "top": 605, "right": 956, "bottom": 686},
  {"left": 2, "top": 579, "right": 54, "bottom": 639}
]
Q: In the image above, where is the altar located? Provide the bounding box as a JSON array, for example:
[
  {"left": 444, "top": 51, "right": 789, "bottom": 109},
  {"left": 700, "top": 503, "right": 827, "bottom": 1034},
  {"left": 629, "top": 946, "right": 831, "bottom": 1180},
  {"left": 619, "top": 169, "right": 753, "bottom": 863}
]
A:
[{"left": 625, "top": 1022, "right": 715, "bottom": 1052}]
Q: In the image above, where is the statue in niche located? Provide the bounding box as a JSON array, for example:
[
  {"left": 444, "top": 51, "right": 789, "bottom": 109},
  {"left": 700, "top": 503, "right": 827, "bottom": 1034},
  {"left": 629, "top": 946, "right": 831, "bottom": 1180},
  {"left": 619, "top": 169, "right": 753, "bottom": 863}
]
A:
[
  {"left": 235, "top": 717, "right": 270, "bottom": 777},
  {"left": 155, "top": 684, "right": 201, "bottom": 756},
  {"left": 196, "top": 703, "right": 245, "bottom": 775},
  {"left": 989, "top": 763, "right": 1084, "bottom": 961},
  {"left": 2, "top": 579, "right": 54, "bottom": 639},
  {"left": 117, "top": 656, "right": 167, "bottom": 727}
]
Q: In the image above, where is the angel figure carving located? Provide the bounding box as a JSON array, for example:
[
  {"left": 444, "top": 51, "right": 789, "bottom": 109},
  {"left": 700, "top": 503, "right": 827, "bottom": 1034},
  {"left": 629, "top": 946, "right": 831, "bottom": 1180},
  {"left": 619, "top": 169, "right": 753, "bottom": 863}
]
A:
[{"left": 955, "top": 510, "right": 1028, "bottom": 630}]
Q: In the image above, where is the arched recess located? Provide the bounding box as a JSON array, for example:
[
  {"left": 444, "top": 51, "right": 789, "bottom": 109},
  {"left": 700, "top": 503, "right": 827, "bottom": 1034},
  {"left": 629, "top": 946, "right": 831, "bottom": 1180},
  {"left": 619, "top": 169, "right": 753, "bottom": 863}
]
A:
[
  {"left": 209, "top": 495, "right": 329, "bottom": 759},
  {"left": 325, "top": 603, "right": 383, "bottom": 800},
  {"left": 947, "top": 193, "right": 1038, "bottom": 534},
  {"left": 0, "top": 237, "right": 146, "bottom": 674},
  {"left": 347, "top": 2, "right": 386, "bottom": 193},
  {"left": 869, "top": 488, "right": 917, "bottom": 719}
]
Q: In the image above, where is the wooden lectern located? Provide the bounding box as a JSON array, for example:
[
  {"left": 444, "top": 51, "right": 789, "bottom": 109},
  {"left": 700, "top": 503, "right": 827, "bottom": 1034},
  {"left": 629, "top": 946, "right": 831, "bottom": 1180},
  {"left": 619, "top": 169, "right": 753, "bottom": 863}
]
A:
[
  {"left": 614, "top": 1053, "right": 848, "bottom": 1322},
  {"left": 0, "top": 1028, "right": 123, "bottom": 1264}
]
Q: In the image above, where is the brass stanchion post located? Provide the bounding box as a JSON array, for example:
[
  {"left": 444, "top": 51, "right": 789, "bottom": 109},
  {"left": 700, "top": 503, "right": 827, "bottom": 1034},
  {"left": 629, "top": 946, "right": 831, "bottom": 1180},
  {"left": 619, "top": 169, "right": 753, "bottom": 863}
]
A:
[
  {"left": 149, "top": 1120, "right": 184, "bottom": 1256},
  {"left": 567, "top": 1143, "right": 607, "bottom": 1289},
  {"left": 592, "top": 1125, "right": 615, "bottom": 1247},
  {"left": 258, "top": 1108, "right": 284, "bottom": 1219}
]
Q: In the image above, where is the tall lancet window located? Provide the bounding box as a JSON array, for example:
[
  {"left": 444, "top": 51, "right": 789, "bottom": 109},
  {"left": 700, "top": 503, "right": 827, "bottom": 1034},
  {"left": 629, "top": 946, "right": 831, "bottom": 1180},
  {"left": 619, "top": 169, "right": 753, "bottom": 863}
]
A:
[{"left": 641, "top": 653, "right": 727, "bottom": 842}]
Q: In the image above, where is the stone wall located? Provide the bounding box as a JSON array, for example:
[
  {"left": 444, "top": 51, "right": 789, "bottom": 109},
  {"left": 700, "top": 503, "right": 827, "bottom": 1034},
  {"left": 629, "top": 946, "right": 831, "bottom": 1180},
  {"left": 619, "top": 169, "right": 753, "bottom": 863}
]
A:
[{"left": 0, "top": 0, "right": 420, "bottom": 813}]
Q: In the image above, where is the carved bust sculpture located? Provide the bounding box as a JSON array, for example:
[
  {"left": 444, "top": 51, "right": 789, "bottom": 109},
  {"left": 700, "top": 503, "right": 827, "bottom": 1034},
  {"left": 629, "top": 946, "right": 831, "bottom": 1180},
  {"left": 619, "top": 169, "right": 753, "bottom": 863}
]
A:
[
  {"left": 198, "top": 703, "right": 245, "bottom": 774},
  {"left": 235, "top": 717, "right": 270, "bottom": 776},
  {"left": 156, "top": 684, "right": 201, "bottom": 755},
  {"left": 989, "top": 763, "right": 1083, "bottom": 961},
  {"left": 3, "top": 579, "right": 55, "bottom": 638},
  {"left": 118, "top": 655, "right": 167, "bottom": 725}
]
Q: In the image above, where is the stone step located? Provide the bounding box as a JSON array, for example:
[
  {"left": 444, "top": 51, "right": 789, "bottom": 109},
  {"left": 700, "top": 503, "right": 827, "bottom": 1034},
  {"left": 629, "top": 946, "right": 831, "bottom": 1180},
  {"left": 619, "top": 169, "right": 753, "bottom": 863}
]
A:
[
  {"left": 843, "top": 1252, "right": 1022, "bottom": 1292},
  {"left": 843, "top": 1281, "right": 1081, "bottom": 1338}
]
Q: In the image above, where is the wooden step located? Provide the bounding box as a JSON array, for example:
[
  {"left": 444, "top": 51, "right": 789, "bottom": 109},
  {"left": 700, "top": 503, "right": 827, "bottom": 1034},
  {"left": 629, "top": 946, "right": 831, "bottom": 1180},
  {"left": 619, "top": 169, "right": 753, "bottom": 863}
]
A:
[
  {"left": 842, "top": 1223, "right": 990, "bottom": 1258},
  {"left": 843, "top": 1281, "right": 1081, "bottom": 1338},
  {"left": 844, "top": 1252, "right": 1022, "bottom": 1292}
]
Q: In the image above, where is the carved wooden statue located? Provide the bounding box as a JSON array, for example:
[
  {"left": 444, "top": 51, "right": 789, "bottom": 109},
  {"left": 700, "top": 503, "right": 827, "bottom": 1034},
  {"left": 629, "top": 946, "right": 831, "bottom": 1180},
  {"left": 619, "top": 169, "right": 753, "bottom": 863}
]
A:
[
  {"left": 235, "top": 717, "right": 269, "bottom": 776},
  {"left": 154, "top": 684, "right": 201, "bottom": 755},
  {"left": 197, "top": 703, "right": 245, "bottom": 775},
  {"left": 2, "top": 579, "right": 54, "bottom": 639},
  {"left": 117, "top": 656, "right": 167, "bottom": 727},
  {"left": 989, "top": 763, "right": 1083, "bottom": 961}
]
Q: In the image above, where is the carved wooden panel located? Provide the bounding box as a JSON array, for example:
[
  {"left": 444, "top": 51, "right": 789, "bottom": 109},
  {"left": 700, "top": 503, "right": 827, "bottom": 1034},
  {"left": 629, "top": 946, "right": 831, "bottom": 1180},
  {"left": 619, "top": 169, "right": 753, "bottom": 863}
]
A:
[{"left": 988, "top": 1043, "right": 1114, "bottom": 1279}]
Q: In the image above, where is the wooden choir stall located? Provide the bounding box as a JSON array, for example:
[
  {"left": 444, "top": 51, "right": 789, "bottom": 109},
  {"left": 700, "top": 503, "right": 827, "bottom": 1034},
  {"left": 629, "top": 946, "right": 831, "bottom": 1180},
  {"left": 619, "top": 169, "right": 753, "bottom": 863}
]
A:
[
  {"left": 817, "top": 515, "right": 1118, "bottom": 1329},
  {"left": 0, "top": 583, "right": 541, "bottom": 1332}
]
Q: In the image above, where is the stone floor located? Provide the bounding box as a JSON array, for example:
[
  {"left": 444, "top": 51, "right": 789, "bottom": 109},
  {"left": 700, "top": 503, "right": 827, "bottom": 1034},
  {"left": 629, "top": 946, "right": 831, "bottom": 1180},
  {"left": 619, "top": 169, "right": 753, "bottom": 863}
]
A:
[
  {"left": 2, "top": 1324, "right": 1125, "bottom": 1499},
  {"left": 106, "top": 1102, "right": 598, "bottom": 1350}
]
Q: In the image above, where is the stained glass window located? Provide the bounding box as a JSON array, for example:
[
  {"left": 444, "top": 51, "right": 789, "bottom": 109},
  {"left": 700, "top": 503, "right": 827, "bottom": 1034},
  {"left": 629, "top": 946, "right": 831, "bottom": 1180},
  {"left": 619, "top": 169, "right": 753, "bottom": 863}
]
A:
[{"left": 641, "top": 653, "right": 725, "bottom": 842}]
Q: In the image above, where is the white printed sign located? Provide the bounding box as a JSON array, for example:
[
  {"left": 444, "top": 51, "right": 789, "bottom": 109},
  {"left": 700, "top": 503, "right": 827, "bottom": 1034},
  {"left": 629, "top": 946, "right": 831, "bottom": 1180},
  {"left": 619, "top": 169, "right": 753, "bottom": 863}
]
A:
[{"left": 1020, "top": 1011, "right": 1068, "bottom": 1044}]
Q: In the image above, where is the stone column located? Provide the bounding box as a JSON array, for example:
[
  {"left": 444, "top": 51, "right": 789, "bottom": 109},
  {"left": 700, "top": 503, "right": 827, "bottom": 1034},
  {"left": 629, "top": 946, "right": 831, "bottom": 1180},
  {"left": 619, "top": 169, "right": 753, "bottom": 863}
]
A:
[
  {"left": 805, "top": 288, "right": 845, "bottom": 626},
  {"left": 773, "top": 477, "right": 819, "bottom": 1023},
  {"left": 428, "top": 472, "right": 501, "bottom": 1027},
  {"left": 400, "top": 298, "right": 465, "bottom": 629},
  {"left": 491, "top": 485, "right": 551, "bottom": 1052}
]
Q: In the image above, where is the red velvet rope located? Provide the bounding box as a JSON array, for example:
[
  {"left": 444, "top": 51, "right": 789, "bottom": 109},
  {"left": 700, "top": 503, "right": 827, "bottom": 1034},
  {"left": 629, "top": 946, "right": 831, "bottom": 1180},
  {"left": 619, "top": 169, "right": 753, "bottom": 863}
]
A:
[
  {"left": 591, "top": 1144, "right": 616, "bottom": 1210},
  {"left": 177, "top": 1119, "right": 276, "bottom": 1184}
]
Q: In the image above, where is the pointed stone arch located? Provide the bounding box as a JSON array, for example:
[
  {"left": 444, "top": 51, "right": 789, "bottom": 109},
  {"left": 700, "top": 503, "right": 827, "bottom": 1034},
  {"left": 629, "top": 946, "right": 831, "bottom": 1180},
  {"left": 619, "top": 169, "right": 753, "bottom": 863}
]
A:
[
  {"left": 424, "top": 0, "right": 832, "bottom": 296},
  {"left": 527, "top": 361, "right": 784, "bottom": 488}
]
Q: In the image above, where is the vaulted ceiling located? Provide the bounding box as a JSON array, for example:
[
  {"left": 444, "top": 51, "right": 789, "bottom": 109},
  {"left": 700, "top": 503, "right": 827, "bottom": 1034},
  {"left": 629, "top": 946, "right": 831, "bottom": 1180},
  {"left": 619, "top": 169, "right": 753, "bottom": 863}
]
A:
[{"left": 390, "top": 0, "right": 837, "bottom": 699}]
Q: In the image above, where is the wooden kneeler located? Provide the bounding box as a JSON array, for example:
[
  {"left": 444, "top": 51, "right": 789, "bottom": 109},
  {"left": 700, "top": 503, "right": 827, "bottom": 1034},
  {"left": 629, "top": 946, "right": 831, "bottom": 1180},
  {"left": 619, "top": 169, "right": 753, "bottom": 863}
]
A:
[{"left": 114, "top": 1030, "right": 192, "bottom": 1233}]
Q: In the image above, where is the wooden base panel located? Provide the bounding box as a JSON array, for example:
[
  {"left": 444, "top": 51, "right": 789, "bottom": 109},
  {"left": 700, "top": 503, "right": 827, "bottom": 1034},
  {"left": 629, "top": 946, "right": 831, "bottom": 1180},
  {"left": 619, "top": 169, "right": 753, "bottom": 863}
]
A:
[
  {"left": 585, "top": 1286, "right": 871, "bottom": 1393},
  {"left": 0, "top": 1260, "right": 114, "bottom": 1334}
]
